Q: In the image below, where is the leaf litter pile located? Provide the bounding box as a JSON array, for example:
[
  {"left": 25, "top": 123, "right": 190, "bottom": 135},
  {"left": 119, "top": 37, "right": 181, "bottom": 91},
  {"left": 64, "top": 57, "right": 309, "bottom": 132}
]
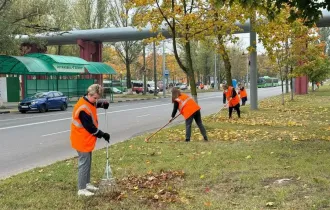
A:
[{"left": 100, "top": 170, "right": 185, "bottom": 207}]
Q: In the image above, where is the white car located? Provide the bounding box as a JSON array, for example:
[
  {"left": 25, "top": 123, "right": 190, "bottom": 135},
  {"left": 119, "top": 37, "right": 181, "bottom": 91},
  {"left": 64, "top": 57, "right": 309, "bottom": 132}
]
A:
[
  {"left": 180, "top": 84, "right": 188, "bottom": 90},
  {"left": 147, "top": 83, "right": 159, "bottom": 93}
]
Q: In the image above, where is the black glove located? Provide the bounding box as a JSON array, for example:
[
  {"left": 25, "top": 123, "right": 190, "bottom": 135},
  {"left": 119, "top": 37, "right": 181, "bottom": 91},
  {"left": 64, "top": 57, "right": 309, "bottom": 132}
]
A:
[
  {"left": 103, "top": 101, "right": 109, "bottom": 109},
  {"left": 103, "top": 133, "right": 110, "bottom": 143},
  {"left": 97, "top": 99, "right": 109, "bottom": 109}
]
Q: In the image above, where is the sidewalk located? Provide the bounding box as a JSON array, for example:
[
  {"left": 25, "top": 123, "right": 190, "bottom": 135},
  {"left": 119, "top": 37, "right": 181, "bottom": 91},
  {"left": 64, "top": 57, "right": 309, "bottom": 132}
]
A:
[{"left": 0, "top": 94, "right": 171, "bottom": 114}]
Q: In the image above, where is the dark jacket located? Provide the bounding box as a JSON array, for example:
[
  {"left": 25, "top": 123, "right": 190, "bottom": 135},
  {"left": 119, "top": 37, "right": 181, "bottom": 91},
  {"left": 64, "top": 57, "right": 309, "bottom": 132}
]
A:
[
  {"left": 171, "top": 101, "right": 179, "bottom": 118},
  {"left": 78, "top": 96, "right": 105, "bottom": 138}
]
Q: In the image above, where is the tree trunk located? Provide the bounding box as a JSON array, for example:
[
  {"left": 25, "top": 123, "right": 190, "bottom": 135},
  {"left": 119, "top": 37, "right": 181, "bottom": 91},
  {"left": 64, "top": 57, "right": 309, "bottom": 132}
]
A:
[
  {"left": 57, "top": 45, "right": 62, "bottom": 55},
  {"left": 125, "top": 44, "right": 131, "bottom": 89},
  {"left": 312, "top": 81, "right": 315, "bottom": 92},
  {"left": 290, "top": 66, "right": 294, "bottom": 101},
  {"left": 281, "top": 79, "right": 285, "bottom": 105},
  {"left": 185, "top": 41, "right": 197, "bottom": 103},
  {"left": 285, "top": 76, "right": 289, "bottom": 93},
  {"left": 218, "top": 37, "right": 232, "bottom": 86}
]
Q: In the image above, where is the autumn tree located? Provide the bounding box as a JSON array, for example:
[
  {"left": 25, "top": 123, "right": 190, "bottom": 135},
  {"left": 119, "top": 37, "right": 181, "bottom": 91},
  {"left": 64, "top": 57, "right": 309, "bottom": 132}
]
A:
[
  {"left": 108, "top": 0, "right": 144, "bottom": 90},
  {"left": 291, "top": 29, "right": 330, "bottom": 91},
  {"left": 319, "top": 27, "right": 330, "bottom": 55},
  {"left": 0, "top": 0, "right": 56, "bottom": 54},
  {"left": 256, "top": 6, "right": 302, "bottom": 104}
]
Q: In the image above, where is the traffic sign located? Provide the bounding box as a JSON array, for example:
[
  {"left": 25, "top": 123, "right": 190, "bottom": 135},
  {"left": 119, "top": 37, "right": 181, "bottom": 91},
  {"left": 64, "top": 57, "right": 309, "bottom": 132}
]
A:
[{"left": 164, "top": 70, "right": 169, "bottom": 76}]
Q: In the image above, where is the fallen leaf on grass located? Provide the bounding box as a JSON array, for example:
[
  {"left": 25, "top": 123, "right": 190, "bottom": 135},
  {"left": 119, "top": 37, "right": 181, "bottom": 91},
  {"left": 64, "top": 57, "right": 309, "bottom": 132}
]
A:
[
  {"left": 245, "top": 155, "right": 252, "bottom": 159},
  {"left": 266, "top": 201, "right": 275, "bottom": 207},
  {"left": 204, "top": 201, "right": 212, "bottom": 206},
  {"left": 200, "top": 175, "right": 205, "bottom": 179}
]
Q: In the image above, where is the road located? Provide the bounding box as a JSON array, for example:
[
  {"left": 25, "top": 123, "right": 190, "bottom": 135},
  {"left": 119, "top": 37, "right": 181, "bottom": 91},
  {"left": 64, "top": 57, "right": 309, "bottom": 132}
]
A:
[{"left": 0, "top": 87, "right": 282, "bottom": 179}]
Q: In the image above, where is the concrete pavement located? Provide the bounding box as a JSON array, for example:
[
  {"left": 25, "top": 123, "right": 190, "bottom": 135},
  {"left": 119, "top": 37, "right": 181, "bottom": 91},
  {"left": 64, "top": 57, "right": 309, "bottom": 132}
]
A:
[{"left": 0, "top": 87, "right": 282, "bottom": 179}]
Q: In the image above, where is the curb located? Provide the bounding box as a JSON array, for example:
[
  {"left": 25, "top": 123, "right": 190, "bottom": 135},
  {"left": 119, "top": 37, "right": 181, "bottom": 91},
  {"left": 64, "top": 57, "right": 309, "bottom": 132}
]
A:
[{"left": 0, "top": 110, "right": 19, "bottom": 114}]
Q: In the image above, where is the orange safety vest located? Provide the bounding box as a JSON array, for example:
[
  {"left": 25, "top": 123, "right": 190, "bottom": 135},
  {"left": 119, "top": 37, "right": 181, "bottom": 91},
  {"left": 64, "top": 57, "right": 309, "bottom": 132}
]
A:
[
  {"left": 70, "top": 97, "right": 98, "bottom": 152},
  {"left": 175, "top": 93, "right": 200, "bottom": 119},
  {"left": 239, "top": 89, "right": 247, "bottom": 98},
  {"left": 225, "top": 86, "right": 240, "bottom": 107}
]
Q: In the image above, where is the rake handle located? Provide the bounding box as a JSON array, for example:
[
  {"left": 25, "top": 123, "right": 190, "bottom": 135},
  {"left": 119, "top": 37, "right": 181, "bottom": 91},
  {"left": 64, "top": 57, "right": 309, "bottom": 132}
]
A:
[
  {"left": 105, "top": 109, "right": 109, "bottom": 179},
  {"left": 145, "top": 114, "right": 181, "bottom": 142}
]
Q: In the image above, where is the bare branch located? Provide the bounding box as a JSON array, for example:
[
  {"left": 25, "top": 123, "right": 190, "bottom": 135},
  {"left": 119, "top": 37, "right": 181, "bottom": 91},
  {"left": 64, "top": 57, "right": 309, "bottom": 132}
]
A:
[
  {"left": 0, "top": 0, "right": 9, "bottom": 13},
  {"left": 155, "top": 0, "right": 174, "bottom": 31}
]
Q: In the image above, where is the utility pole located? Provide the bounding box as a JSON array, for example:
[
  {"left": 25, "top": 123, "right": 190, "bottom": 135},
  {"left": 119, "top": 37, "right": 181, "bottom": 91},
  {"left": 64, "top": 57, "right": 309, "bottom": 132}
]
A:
[
  {"left": 214, "top": 53, "right": 218, "bottom": 90},
  {"left": 162, "top": 40, "right": 166, "bottom": 96},
  {"left": 246, "top": 55, "right": 249, "bottom": 88},
  {"left": 153, "top": 42, "right": 157, "bottom": 96},
  {"left": 143, "top": 45, "right": 147, "bottom": 95},
  {"left": 250, "top": 12, "right": 258, "bottom": 110}
]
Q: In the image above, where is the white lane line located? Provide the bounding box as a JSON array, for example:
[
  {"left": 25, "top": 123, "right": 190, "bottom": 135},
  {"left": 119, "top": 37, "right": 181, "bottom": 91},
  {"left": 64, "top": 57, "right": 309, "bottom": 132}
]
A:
[
  {"left": 0, "top": 104, "right": 133, "bottom": 122},
  {"left": 41, "top": 130, "right": 70, "bottom": 137},
  {"left": 136, "top": 114, "right": 151, "bottom": 118},
  {"left": 0, "top": 95, "right": 221, "bottom": 131},
  {"left": 0, "top": 112, "right": 71, "bottom": 122}
]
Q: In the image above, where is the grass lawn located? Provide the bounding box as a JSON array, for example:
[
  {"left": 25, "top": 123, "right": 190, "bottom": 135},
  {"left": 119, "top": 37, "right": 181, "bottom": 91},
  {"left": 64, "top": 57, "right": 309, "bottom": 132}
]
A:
[{"left": 1, "top": 85, "right": 330, "bottom": 210}]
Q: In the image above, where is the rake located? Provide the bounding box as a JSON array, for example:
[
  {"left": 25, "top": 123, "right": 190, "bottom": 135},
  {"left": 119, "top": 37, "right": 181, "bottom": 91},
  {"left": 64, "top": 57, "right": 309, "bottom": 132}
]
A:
[
  {"left": 99, "top": 109, "right": 119, "bottom": 194},
  {"left": 213, "top": 99, "right": 231, "bottom": 119},
  {"left": 145, "top": 114, "right": 181, "bottom": 142}
]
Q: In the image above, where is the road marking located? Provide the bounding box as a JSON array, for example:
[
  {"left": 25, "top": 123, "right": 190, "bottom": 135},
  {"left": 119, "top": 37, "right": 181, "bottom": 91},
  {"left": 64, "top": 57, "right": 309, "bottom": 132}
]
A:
[
  {"left": 136, "top": 114, "right": 151, "bottom": 118},
  {"left": 42, "top": 130, "right": 70, "bottom": 137},
  {"left": 0, "top": 112, "right": 71, "bottom": 122},
  {"left": 0, "top": 104, "right": 133, "bottom": 122},
  {"left": 0, "top": 95, "right": 221, "bottom": 131}
]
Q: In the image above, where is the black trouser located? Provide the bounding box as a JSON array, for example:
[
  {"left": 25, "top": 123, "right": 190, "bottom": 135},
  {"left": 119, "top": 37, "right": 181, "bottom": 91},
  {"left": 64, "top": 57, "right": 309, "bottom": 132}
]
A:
[
  {"left": 185, "top": 110, "right": 208, "bottom": 141},
  {"left": 241, "top": 97, "right": 247, "bottom": 106},
  {"left": 229, "top": 104, "right": 240, "bottom": 118}
]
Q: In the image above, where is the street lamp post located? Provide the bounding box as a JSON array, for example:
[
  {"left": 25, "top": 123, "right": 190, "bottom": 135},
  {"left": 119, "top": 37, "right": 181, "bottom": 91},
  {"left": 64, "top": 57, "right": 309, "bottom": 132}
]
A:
[
  {"left": 214, "top": 53, "right": 217, "bottom": 90},
  {"left": 246, "top": 54, "right": 250, "bottom": 88},
  {"left": 162, "top": 40, "right": 166, "bottom": 96}
]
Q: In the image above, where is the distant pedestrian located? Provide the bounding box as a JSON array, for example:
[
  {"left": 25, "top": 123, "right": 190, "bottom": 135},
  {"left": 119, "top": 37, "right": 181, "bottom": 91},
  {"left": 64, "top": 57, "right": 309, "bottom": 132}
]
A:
[
  {"left": 170, "top": 88, "right": 208, "bottom": 142},
  {"left": 70, "top": 84, "right": 110, "bottom": 197},
  {"left": 238, "top": 84, "right": 248, "bottom": 106},
  {"left": 223, "top": 84, "right": 241, "bottom": 118}
]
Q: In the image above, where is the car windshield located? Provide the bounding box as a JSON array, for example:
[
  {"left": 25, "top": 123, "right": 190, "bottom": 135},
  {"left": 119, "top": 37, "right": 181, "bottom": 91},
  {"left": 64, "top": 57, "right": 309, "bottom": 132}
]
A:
[{"left": 31, "top": 92, "right": 47, "bottom": 99}]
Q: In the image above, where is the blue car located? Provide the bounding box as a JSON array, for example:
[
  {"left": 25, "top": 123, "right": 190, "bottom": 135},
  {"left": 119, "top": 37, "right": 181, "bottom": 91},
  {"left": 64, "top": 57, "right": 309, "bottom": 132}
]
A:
[{"left": 18, "top": 91, "right": 68, "bottom": 113}]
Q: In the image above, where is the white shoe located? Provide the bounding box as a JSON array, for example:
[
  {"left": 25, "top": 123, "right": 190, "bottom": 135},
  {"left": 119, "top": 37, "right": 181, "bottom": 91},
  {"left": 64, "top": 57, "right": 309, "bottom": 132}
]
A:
[
  {"left": 86, "top": 183, "right": 99, "bottom": 191},
  {"left": 78, "top": 189, "right": 94, "bottom": 196}
]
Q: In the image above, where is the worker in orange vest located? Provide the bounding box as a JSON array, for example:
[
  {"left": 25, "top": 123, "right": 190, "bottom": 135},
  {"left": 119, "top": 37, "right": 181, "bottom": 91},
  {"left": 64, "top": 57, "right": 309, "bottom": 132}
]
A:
[
  {"left": 238, "top": 84, "right": 248, "bottom": 106},
  {"left": 70, "top": 84, "right": 110, "bottom": 197},
  {"left": 170, "top": 88, "right": 208, "bottom": 142},
  {"left": 223, "top": 84, "right": 241, "bottom": 118}
]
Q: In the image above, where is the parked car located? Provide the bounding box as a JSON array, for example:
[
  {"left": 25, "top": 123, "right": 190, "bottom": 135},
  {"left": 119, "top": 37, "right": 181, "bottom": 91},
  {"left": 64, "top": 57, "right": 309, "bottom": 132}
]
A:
[
  {"left": 18, "top": 91, "right": 68, "bottom": 113},
  {"left": 147, "top": 82, "right": 159, "bottom": 93},
  {"left": 180, "top": 84, "right": 188, "bottom": 90},
  {"left": 110, "top": 87, "right": 122, "bottom": 94},
  {"left": 132, "top": 81, "right": 144, "bottom": 94}
]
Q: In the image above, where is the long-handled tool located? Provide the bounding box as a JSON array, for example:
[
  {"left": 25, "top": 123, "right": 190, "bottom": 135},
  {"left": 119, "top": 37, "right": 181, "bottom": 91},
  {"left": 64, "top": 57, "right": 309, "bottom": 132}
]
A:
[
  {"left": 145, "top": 114, "right": 181, "bottom": 143},
  {"left": 99, "top": 109, "right": 118, "bottom": 194},
  {"left": 213, "top": 99, "right": 231, "bottom": 119}
]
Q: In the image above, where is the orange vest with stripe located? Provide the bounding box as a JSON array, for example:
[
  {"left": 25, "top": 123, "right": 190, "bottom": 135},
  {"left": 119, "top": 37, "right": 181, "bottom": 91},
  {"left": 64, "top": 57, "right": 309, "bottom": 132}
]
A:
[
  {"left": 239, "top": 89, "right": 247, "bottom": 98},
  {"left": 70, "top": 97, "right": 98, "bottom": 152},
  {"left": 225, "top": 86, "right": 240, "bottom": 107},
  {"left": 175, "top": 93, "right": 200, "bottom": 119}
]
